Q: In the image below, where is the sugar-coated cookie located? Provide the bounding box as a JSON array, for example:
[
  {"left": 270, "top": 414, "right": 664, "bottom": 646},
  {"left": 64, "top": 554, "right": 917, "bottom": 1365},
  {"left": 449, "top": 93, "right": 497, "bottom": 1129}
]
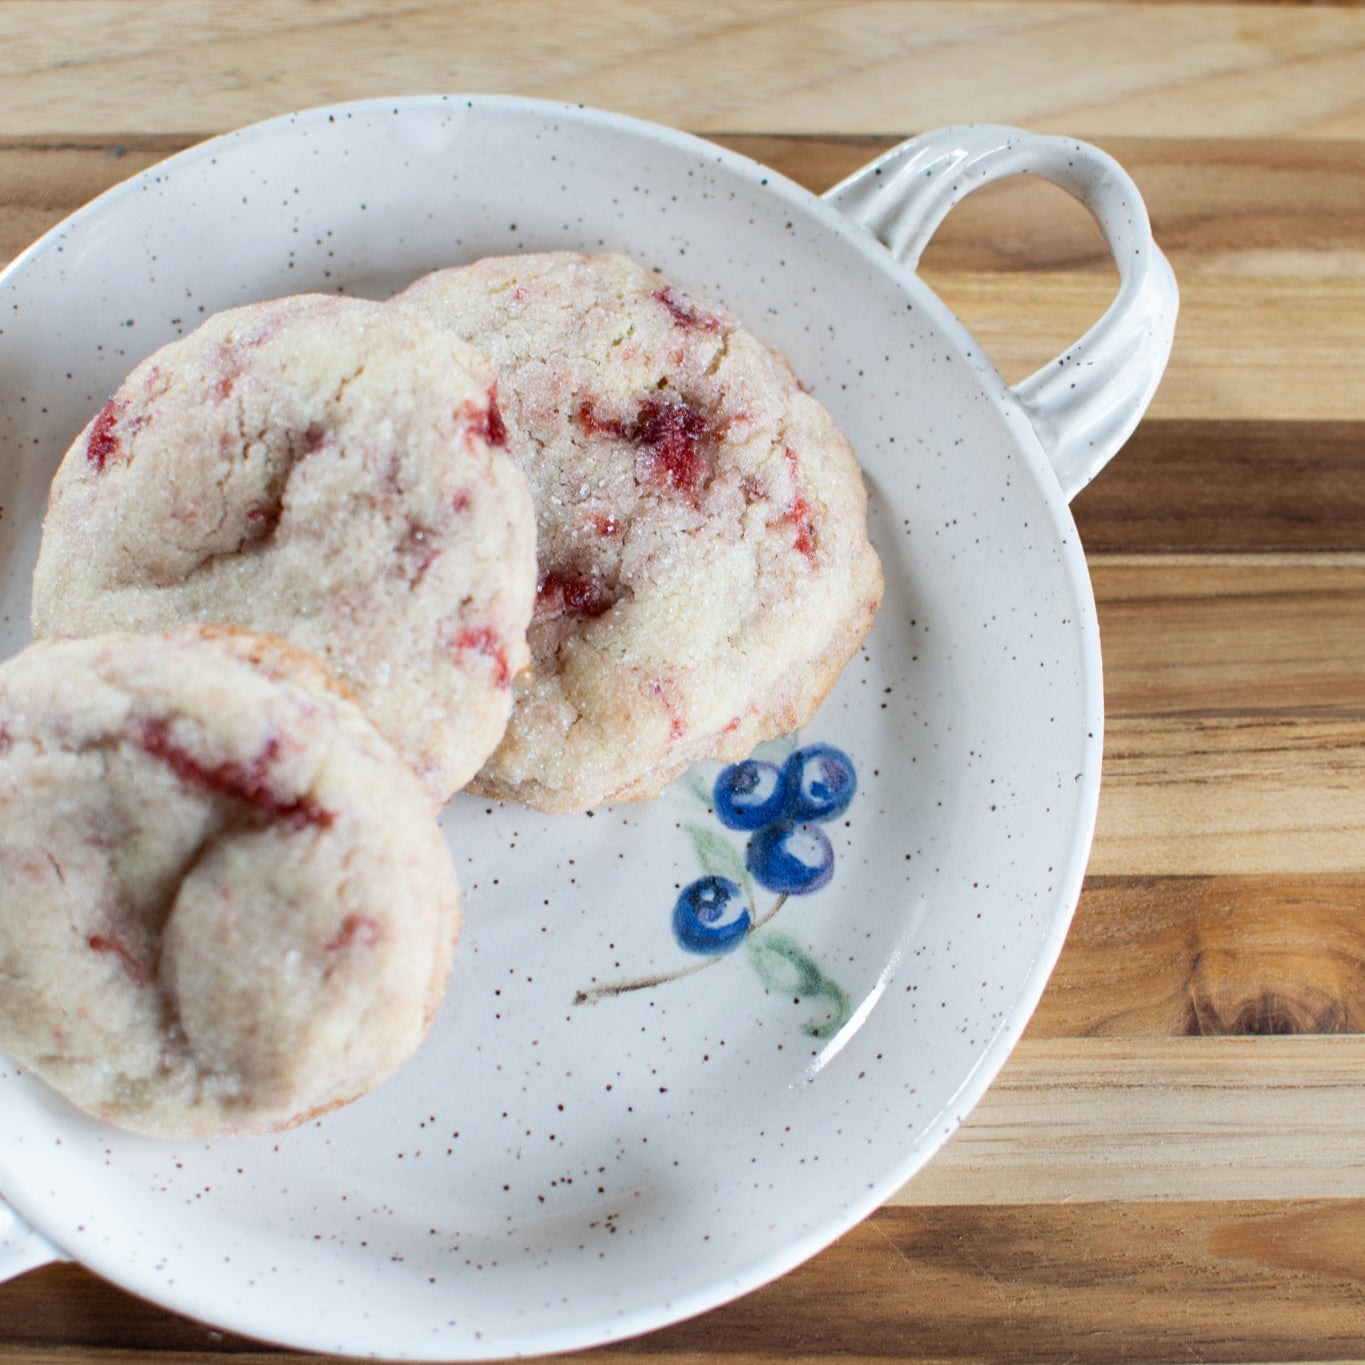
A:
[
  {"left": 396, "top": 253, "right": 884, "bottom": 812},
  {"left": 0, "top": 628, "right": 461, "bottom": 1137},
  {"left": 31, "top": 293, "right": 537, "bottom": 803}
]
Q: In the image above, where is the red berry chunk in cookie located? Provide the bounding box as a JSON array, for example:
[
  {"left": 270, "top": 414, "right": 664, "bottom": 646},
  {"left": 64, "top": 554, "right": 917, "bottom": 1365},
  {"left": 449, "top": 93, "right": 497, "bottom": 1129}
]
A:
[
  {"left": 451, "top": 624, "right": 513, "bottom": 689},
  {"left": 32, "top": 294, "right": 537, "bottom": 804},
  {"left": 85, "top": 399, "right": 125, "bottom": 471},
  {"left": 0, "top": 628, "right": 461, "bottom": 1138},
  {"left": 577, "top": 397, "right": 712, "bottom": 498},
  {"left": 534, "top": 569, "right": 617, "bottom": 622},
  {"left": 652, "top": 285, "right": 723, "bottom": 334},
  {"left": 395, "top": 252, "right": 883, "bottom": 813},
  {"left": 133, "top": 717, "right": 334, "bottom": 830}
]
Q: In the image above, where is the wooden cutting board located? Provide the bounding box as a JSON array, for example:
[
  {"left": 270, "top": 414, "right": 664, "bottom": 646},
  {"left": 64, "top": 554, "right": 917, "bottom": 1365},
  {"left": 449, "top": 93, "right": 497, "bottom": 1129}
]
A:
[{"left": 1, "top": 3, "right": 1363, "bottom": 1361}]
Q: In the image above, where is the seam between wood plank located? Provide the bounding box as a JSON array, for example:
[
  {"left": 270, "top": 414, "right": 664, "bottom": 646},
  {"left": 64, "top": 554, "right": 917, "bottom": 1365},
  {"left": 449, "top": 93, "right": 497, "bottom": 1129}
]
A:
[{"left": 1088, "top": 551, "right": 1365, "bottom": 568}]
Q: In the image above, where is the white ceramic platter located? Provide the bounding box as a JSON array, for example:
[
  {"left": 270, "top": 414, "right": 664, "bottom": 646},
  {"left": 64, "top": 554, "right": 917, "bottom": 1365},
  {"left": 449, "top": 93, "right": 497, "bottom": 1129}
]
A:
[{"left": 0, "top": 97, "right": 1175, "bottom": 1358}]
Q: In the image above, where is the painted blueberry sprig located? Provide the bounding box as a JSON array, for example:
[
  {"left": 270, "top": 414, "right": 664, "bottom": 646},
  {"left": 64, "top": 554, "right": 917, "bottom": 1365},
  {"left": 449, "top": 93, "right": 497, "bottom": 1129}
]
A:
[
  {"left": 716, "top": 741, "right": 855, "bottom": 896},
  {"left": 575, "top": 741, "right": 855, "bottom": 1037}
]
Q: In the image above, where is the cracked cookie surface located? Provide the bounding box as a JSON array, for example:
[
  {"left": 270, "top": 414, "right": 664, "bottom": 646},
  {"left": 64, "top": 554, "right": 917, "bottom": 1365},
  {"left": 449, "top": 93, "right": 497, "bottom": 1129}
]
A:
[
  {"left": 0, "top": 628, "right": 461, "bottom": 1137},
  {"left": 31, "top": 293, "right": 537, "bottom": 803},
  {"left": 397, "top": 253, "right": 884, "bottom": 812}
]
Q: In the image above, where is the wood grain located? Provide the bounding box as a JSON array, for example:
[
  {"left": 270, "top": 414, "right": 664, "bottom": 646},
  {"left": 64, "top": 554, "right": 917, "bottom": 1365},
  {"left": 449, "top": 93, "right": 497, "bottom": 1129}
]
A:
[
  {"left": 1073, "top": 421, "right": 1365, "bottom": 553},
  {"left": 1095, "top": 710, "right": 1365, "bottom": 875},
  {"left": 906, "top": 1036, "right": 1365, "bottom": 1203},
  {"left": 1034, "top": 874, "right": 1365, "bottom": 1038},
  {"left": 1095, "top": 558, "right": 1365, "bottom": 713},
  {"left": 637, "top": 1201, "right": 1365, "bottom": 1362},
  {"left": 1, "top": 2, "right": 1364, "bottom": 140},
  {"left": 1085, "top": 557, "right": 1365, "bottom": 875},
  {"left": 4, "top": 1199, "right": 1364, "bottom": 1362},
  {"left": 922, "top": 270, "right": 1365, "bottom": 419},
  {"left": 0, "top": 1260, "right": 252, "bottom": 1355}
]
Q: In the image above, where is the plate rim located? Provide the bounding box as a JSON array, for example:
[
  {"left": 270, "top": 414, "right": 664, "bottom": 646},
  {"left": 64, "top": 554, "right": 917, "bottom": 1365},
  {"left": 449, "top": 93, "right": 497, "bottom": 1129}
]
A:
[{"left": 0, "top": 92, "right": 1106, "bottom": 1359}]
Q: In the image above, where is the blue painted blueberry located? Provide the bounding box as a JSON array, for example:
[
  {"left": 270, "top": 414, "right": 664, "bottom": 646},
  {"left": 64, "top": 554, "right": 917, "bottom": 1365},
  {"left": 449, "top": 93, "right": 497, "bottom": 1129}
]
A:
[
  {"left": 745, "top": 820, "right": 835, "bottom": 895},
  {"left": 783, "top": 744, "right": 857, "bottom": 823},
  {"left": 672, "top": 875, "right": 752, "bottom": 955},
  {"left": 713, "top": 758, "right": 789, "bottom": 830}
]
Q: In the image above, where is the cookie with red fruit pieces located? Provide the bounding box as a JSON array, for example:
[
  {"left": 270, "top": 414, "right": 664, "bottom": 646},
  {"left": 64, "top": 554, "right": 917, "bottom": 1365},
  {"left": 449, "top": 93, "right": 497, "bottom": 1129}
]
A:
[
  {"left": 31, "top": 293, "right": 536, "bottom": 803},
  {"left": 395, "top": 252, "right": 884, "bottom": 812},
  {"left": 0, "top": 627, "right": 461, "bottom": 1138}
]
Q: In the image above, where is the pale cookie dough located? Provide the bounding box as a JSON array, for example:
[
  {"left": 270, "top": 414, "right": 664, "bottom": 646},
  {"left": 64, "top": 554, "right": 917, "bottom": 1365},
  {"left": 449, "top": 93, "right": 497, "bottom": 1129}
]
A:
[
  {"left": 31, "top": 293, "right": 537, "bottom": 803},
  {"left": 0, "top": 628, "right": 461, "bottom": 1138},
  {"left": 396, "top": 252, "right": 884, "bottom": 812}
]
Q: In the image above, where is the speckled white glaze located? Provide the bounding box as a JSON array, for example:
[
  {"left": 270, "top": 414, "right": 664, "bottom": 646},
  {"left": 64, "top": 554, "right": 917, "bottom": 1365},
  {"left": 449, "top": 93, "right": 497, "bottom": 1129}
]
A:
[{"left": 0, "top": 97, "right": 1171, "bottom": 1359}]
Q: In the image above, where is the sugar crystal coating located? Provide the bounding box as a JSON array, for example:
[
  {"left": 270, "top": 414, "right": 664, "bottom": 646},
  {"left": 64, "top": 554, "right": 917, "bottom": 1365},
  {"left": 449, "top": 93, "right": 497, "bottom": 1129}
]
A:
[
  {"left": 0, "top": 628, "right": 461, "bottom": 1137},
  {"left": 397, "top": 252, "right": 884, "bottom": 812},
  {"left": 31, "top": 293, "right": 537, "bottom": 804}
]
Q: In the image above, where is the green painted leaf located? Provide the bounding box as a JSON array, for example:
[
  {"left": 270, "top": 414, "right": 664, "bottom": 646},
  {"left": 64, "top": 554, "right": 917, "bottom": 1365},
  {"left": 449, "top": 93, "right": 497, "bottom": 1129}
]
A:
[
  {"left": 802, "top": 978, "right": 851, "bottom": 1039},
  {"left": 746, "top": 928, "right": 824, "bottom": 996},
  {"left": 746, "top": 928, "right": 851, "bottom": 1039}
]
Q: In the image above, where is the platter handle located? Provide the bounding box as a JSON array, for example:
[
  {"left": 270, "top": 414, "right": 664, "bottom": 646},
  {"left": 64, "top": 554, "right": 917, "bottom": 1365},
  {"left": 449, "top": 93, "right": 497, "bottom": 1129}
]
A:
[
  {"left": 0, "top": 1194, "right": 65, "bottom": 1282},
  {"left": 824, "top": 124, "right": 1177, "bottom": 500}
]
